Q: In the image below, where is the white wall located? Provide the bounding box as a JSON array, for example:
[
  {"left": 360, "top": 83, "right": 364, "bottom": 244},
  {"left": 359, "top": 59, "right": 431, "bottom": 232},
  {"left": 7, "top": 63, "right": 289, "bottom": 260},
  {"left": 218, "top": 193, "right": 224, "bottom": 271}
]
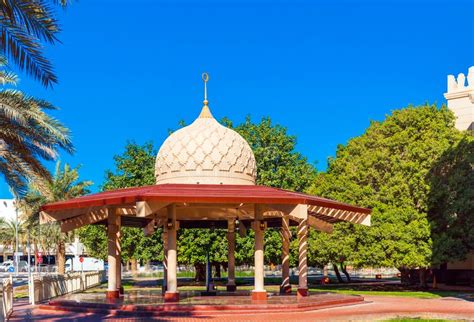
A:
[
  {"left": 0, "top": 199, "right": 20, "bottom": 222},
  {"left": 444, "top": 66, "right": 474, "bottom": 133}
]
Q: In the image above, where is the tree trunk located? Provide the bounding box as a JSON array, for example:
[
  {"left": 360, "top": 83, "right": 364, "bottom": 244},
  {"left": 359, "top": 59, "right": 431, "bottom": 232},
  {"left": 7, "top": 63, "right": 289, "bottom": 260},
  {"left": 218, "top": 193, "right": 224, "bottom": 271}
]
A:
[
  {"left": 340, "top": 263, "right": 351, "bottom": 282},
  {"left": 332, "top": 263, "right": 344, "bottom": 283},
  {"left": 131, "top": 258, "right": 138, "bottom": 277},
  {"left": 399, "top": 267, "right": 411, "bottom": 285},
  {"left": 213, "top": 263, "right": 221, "bottom": 278},
  {"left": 194, "top": 263, "right": 206, "bottom": 282},
  {"left": 57, "top": 240, "right": 66, "bottom": 275},
  {"left": 419, "top": 267, "right": 428, "bottom": 288}
]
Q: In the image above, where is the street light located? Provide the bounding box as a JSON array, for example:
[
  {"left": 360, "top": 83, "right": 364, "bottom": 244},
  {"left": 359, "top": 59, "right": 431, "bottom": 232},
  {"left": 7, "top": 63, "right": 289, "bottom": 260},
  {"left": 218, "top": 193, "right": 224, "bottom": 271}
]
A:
[{"left": 14, "top": 199, "right": 19, "bottom": 277}]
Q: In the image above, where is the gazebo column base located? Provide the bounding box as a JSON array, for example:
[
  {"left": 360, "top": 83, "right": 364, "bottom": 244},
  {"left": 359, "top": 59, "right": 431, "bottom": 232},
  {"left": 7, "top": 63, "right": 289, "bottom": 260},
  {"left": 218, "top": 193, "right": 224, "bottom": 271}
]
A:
[
  {"left": 226, "top": 284, "right": 236, "bottom": 292},
  {"left": 297, "top": 288, "right": 308, "bottom": 298},
  {"left": 164, "top": 292, "right": 179, "bottom": 302},
  {"left": 280, "top": 285, "right": 292, "bottom": 294},
  {"left": 106, "top": 290, "right": 120, "bottom": 299},
  {"left": 251, "top": 291, "right": 267, "bottom": 301}
]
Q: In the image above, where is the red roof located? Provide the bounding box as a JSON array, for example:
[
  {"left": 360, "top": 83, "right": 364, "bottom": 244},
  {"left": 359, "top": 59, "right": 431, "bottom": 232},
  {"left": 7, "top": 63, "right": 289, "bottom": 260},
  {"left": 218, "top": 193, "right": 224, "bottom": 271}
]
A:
[{"left": 41, "top": 184, "right": 370, "bottom": 214}]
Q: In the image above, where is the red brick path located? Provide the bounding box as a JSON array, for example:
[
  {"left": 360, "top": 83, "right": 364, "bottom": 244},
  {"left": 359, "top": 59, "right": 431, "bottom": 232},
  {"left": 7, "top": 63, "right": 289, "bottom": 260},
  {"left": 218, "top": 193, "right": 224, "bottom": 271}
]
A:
[{"left": 10, "top": 296, "right": 474, "bottom": 321}]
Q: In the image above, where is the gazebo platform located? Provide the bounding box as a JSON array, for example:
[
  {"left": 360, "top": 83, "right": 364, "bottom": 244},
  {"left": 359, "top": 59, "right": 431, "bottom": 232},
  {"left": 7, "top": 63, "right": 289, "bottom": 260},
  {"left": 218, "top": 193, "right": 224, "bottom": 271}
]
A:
[{"left": 40, "top": 290, "right": 365, "bottom": 317}]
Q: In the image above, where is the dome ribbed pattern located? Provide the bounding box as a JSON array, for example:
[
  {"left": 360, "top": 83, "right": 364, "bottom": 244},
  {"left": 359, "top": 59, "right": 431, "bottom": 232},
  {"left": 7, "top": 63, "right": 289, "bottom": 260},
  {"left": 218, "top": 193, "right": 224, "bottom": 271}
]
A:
[{"left": 155, "top": 108, "right": 257, "bottom": 185}]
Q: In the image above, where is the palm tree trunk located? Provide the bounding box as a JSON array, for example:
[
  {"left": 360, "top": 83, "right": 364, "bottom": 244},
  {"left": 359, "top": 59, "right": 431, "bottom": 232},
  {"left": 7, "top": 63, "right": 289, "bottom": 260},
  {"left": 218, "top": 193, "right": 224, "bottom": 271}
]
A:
[{"left": 57, "top": 240, "right": 66, "bottom": 274}]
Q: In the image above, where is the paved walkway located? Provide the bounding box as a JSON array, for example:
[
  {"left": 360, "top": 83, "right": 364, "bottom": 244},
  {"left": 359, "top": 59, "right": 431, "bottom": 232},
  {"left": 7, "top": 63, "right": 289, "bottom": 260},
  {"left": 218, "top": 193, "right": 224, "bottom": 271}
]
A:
[{"left": 9, "top": 296, "right": 474, "bottom": 321}]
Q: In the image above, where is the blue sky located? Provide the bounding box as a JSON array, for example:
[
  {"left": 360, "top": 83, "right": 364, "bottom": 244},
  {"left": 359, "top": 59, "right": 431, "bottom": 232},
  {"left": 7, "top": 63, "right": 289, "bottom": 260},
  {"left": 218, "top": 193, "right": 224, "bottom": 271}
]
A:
[{"left": 1, "top": 0, "right": 473, "bottom": 198}]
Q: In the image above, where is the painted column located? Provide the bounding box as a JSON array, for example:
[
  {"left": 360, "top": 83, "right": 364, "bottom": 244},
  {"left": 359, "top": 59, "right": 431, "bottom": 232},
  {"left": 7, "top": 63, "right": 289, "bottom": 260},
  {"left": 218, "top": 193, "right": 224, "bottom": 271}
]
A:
[
  {"left": 164, "top": 204, "right": 179, "bottom": 302},
  {"left": 280, "top": 215, "right": 291, "bottom": 293},
  {"left": 227, "top": 219, "right": 236, "bottom": 292},
  {"left": 106, "top": 208, "right": 120, "bottom": 299},
  {"left": 162, "top": 222, "right": 168, "bottom": 294},
  {"left": 297, "top": 217, "right": 309, "bottom": 298},
  {"left": 116, "top": 214, "right": 122, "bottom": 295},
  {"left": 252, "top": 204, "right": 267, "bottom": 301}
]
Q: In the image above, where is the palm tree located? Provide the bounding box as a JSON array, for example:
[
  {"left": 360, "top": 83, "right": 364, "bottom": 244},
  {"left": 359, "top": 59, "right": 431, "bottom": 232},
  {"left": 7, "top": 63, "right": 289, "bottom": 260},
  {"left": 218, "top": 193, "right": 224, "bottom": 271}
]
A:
[
  {"left": 0, "top": 0, "right": 68, "bottom": 87},
  {"left": 0, "top": 216, "right": 8, "bottom": 261},
  {"left": 0, "top": 217, "right": 26, "bottom": 263},
  {"left": 0, "top": 57, "right": 74, "bottom": 196},
  {"left": 21, "top": 161, "right": 92, "bottom": 274}
]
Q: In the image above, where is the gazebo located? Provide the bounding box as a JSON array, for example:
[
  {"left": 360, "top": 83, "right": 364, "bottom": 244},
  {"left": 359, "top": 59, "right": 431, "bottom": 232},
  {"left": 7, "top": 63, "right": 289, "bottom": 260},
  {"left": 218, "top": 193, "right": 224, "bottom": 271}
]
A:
[{"left": 40, "top": 74, "right": 371, "bottom": 303}]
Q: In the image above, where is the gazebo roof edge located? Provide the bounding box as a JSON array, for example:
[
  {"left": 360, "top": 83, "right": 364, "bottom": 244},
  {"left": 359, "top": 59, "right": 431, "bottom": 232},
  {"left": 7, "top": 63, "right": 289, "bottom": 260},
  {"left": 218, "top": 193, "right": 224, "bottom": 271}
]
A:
[{"left": 40, "top": 183, "right": 371, "bottom": 215}]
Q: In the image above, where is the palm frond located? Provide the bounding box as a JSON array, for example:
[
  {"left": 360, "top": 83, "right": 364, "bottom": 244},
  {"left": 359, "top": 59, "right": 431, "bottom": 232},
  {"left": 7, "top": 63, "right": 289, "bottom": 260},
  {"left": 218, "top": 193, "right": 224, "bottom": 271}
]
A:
[
  {"left": 0, "top": 16, "right": 57, "bottom": 87},
  {"left": 1, "top": 0, "right": 60, "bottom": 43},
  {"left": 0, "top": 88, "right": 74, "bottom": 196},
  {"left": 0, "top": 70, "right": 17, "bottom": 85}
]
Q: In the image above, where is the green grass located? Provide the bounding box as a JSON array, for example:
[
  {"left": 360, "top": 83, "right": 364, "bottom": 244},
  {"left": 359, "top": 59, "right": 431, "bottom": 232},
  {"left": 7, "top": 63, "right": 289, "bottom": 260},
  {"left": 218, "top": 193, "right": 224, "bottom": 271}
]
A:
[
  {"left": 14, "top": 292, "right": 28, "bottom": 298},
  {"left": 84, "top": 276, "right": 469, "bottom": 300},
  {"left": 384, "top": 318, "right": 454, "bottom": 322},
  {"left": 308, "top": 285, "right": 462, "bottom": 299}
]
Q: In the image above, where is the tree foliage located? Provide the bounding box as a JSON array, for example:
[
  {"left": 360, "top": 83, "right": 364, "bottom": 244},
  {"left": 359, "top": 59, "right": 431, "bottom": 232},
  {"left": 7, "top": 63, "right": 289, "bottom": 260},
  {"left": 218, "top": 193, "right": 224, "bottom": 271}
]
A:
[
  {"left": 78, "top": 142, "right": 162, "bottom": 265},
  {"left": 21, "top": 161, "right": 92, "bottom": 272},
  {"left": 0, "top": 59, "right": 73, "bottom": 196},
  {"left": 427, "top": 136, "right": 474, "bottom": 264},
  {"left": 0, "top": 0, "right": 68, "bottom": 87},
  {"left": 224, "top": 116, "right": 316, "bottom": 192},
  {"left": 308, "top": 104, "right": 468, "bottom": 271}
]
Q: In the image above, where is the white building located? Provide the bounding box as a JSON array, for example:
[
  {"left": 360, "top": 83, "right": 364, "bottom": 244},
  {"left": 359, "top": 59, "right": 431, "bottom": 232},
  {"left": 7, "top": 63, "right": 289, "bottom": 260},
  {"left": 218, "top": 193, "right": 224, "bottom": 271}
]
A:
[
  {"left": 0, "top": 199, "right": 20, "bottom": 222},
  {"left": 444, "top": 66, "right": 474, "bottom": 134},
  {"left": 442, "top": 66, "right": 474, "bottom": 285},
  {"left": 0, "top": 198, "right": 85, "bottom": 264}
]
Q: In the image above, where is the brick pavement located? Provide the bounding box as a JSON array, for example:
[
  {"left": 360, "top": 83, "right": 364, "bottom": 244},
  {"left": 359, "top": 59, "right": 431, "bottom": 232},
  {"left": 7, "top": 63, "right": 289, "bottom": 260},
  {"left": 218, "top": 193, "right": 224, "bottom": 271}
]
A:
[{"left": 9, "top": 296, "right": 474, "bottom": 321}]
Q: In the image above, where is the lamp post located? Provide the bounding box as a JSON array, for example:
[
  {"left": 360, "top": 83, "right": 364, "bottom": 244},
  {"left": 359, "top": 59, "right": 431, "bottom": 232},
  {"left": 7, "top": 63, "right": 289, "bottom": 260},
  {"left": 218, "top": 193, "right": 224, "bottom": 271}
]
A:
[
  {"left": 27, "top": 226, "right": 32, "bottom": 303},
  {"left": 14, "top": 200, "right": 19, "bottom": 277}
]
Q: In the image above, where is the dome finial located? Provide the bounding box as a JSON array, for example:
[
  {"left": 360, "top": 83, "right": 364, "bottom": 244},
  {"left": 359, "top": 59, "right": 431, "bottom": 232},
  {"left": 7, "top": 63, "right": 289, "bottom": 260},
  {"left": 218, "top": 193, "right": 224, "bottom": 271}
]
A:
[
  {"left": 202, "top": 72, "right": 209, "bottom": 104},
  {"left": 199, "top": 72, "right": 213, "bottom": 118}
]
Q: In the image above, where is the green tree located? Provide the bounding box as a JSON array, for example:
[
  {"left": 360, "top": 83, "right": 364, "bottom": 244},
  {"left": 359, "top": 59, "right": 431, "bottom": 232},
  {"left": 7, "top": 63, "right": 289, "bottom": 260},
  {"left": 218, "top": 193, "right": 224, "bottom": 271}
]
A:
[
  {"left": 308, "top": 104, "right": 465, "bottom": 285},
  {"left": 79, "top": 141, "right": 161, "bottom": 273},
  {"left": 21, "top": 161, "right": 92, "bottom": 273},
  {"left": 224, "top": 116, "right": 316, "bottom": 191},
  {"left": 0, "top": 217, "right": 26, "bottom": 261},
  {"left": 0, "top": 0, "right": 68, "bottom": 86},
  {"left": 231, "top": 116, "right": 316, "bottom": 269},
  {"left": 0, "top": 58, "right": 73, "bottom": 196},
  {"left": 427, "top": 136, "right": 474, "bottom": 265},
  {"left": 77, "top": 225, "right": 107, "bottom": 260}
]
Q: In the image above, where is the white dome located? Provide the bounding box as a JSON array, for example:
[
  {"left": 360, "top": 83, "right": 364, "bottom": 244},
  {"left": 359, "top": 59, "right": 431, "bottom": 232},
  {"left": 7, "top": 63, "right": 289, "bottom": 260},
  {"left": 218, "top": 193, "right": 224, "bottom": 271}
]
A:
[{"left": 155, "top": 105, "right": 257, "bottom": 185}]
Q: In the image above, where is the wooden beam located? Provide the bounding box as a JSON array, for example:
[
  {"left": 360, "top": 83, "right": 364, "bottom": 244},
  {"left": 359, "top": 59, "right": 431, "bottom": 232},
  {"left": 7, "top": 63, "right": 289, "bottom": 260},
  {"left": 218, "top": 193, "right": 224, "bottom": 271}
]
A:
[
  {"left": 269, "top": 204, "right": 308, "bottom": 221},
  {"left": 307, "top": 205, "right": 370, "bottom": 226},
  {"left": 60, "top": 208, "right": 109, "bottom": 233},
  {"left": 136, "top": 201, "right": 170, "bottom": 217},
  {"left": 174, "top": 207, "right": 240, "bottom": 220},
  {"left": 41, "top": 205, "right": 135, "bottom": 224},
  {"left": 308, "top": 215, "right": 333, "bottom": 233},
  {"left": 143, "top": 216, "right": 165, "bottom": 236},
  {"left": 39, "top": 211, "right": 56, "bottom": 224}
]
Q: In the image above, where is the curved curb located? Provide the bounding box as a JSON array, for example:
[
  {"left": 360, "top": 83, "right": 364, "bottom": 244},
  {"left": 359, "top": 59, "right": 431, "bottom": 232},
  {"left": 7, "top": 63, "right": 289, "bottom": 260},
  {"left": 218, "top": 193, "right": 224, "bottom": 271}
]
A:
[{"left": 41, "top": 295, "right": 365, "bottom": 317}]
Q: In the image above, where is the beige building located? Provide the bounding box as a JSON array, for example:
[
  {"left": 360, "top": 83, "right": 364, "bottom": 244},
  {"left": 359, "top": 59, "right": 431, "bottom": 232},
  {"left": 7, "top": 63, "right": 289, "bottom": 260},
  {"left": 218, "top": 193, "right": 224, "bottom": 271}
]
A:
[
  {"left": 441, "top": 66, "right": 474, "bottom": 285},
  {"left": 444, "top": 66, "right": 474, "bottom": 134}
]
